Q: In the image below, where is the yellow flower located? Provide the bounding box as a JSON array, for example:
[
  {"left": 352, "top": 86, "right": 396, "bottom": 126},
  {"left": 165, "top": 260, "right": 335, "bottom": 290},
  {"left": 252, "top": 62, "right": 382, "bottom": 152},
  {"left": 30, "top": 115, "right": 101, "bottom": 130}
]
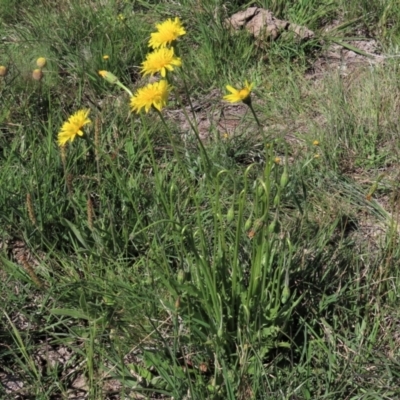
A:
[
  {"left": 118, "top": 14, "right": 125, "bottom": 21},
  {"left": 149, "top": 17, "right": 186, "bottom": 48},
  {"left": 0, "top": 65, "right": 7, "bottom": 77},
  {"left": 274, "top": 157, "right": 281, "bottom": 164},
  {"left": 314, "top": 154, "right": 320, "bottom": 159},
  {"left": 224, "top": 80, "right": 253, "bottom": 104},
  {"left": 313, "top": 140, "right": 320, "bottom": 146},
  {"left": 141, "top": 47, "right": 181, "bottom": 78},
  {"left": 36, "top": 57, "right": 47, "bottom": 68},
  {"left": 130, "top": 80, "right": 171, "bottom": 113},
  {"left": 58, "top": 109, "right": 91, "bottom": 146},
  {"left": 103, "top": 55, "right": 109, "bottom": 60}
]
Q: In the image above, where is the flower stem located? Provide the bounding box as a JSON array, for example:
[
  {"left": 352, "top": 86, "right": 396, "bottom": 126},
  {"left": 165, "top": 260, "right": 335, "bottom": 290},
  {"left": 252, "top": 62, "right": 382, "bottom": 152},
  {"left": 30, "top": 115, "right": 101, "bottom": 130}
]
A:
[
  {"left": 156, "top": 109, "right": 190, "bottom": 180},
  {"left": 248, "top": 103, "right": 261, "bottom": 128}
]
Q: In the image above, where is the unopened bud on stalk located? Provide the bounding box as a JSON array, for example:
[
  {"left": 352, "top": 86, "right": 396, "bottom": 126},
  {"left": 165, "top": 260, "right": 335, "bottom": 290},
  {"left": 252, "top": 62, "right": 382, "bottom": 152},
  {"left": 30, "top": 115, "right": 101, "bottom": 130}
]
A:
[
  {"left": 280, "top": 168, "right": 289, "bottom": 189},
  {"left": 98, "top": 70, "right": 133, "bottom": 96},
  {"left": 226, "top": 206, "right": 235, "bottom": 223},
  {"left": 217, "top": 326, "right": 224, "bottom": 339},
  {"left": 0, "top": 66, "right": 7, "bottom": 77},
  {"left": 36, "top": 57, "right": 47, "bottom": 68},
  {"left": 244, "top": 217, "right": 252, "bottom": 231},
  {"left": 175, "top": 296, "right": 181, "bottom": 309},
  {"left": 177, "top": 269, "right": 185, "bottom": 284},
  {"left": 252, "top": 218, "right": 263, "bottom": 232},
  {"left": 98, "top": 70, "right": 119, "bottom": 84},
  {"left": 32, "top": 69, "right": 43, "bottom": 81},
  {"left": 267, "top": 220, "right": 276, "bottom": 234},
  {"left": 281, "top": 285, "right": 290, "bottom": 304}
]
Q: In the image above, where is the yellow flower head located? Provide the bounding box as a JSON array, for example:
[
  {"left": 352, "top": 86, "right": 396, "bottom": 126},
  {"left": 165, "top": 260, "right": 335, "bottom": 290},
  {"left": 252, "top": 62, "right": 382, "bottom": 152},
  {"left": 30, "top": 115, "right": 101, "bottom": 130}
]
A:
[
  {"left": 58, "top": 109, "right": 91, "bottom": 146},
  {"left": 149, "top": 17, "right": 186, "bottom": 48},
  {"left": 103, "top": 55, "right": 109, "bottom": 60},
  {"left": 141, "top": 47, "right": 181, "bottom": 78},
  {"left": 312, "top": 140, "right": 320, "bottom": 146},
  {"left": 223, "top": 80, "right": 253, "bottom": 104},
  {"left": 130, "top": 80, "right": 171, "bottom": 113},
  {"left": 0, "top": 65, "right": 7, "bottom": 77},
  {"left": 36, "top": 57, "right": 47, "bottom": 68}
]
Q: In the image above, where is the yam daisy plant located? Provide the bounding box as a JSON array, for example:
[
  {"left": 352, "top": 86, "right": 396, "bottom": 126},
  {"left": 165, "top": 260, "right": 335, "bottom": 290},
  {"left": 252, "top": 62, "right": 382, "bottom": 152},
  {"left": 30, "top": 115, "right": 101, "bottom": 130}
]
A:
[
  {"left": 224, "top": 80, "right": 253, "bottom": 104},
  {"left": 148, "top": 17, "right": 186, "bottom": 48},
  {"left": 57, "top": 109, "right": 91, "bottom": 146},
  {"left": 224, "top": 80, "right": 261, "bottom": 127},
  {"left": 141, "top": 47, "right": 182, "bottom": 78},
  {"left": 130, "top": 80, "right": 171, "bottom": 113}
]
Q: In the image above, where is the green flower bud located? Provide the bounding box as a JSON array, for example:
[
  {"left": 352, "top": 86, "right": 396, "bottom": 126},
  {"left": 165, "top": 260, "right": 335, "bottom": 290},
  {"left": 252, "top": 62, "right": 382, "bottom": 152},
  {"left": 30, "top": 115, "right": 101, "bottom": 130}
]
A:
[
  {"left": 267, "top": 220, "right": 276, "bottom": 234},
  {"left": 177, "top": 269, "right": 185, "bottom": 284},
  {"left": 281, "top": 285, "right": 290, "bottom": 304},
  {"left": 227, "top": 206, "right": 235, "bottom": 223},
  {"left": 244, "top": 217, "right": 252, "bottom": 231},
  {"left": 280, "top": 169, "right": 289, "bottom": 189},
  {"left": 98, "top": 70, "right": 119, "bottom": 84}
]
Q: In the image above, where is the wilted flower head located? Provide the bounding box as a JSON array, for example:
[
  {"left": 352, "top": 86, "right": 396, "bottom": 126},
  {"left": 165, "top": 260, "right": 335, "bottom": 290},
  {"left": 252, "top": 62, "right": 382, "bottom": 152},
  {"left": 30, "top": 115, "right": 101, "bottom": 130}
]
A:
[
  {"left": 58, "top": 109, "right": 91, "bottom": 146},
  {"left": 149, "top": 17, "right": 186, "bottom": 48},
  {"left": 223, "top": 80, "right": 253, "bottom": 104},
  {"left": 130, "top": 80, "right": 171, "bottom": 113},
  {"left": 36, "top": 57, "right": 47, "bottom": 68},
  {"left": 32, "top": 69, "right": 43, "bottom": 81},
  {"left": 141, "top": 47, "right": 181, "bottom": 78}
]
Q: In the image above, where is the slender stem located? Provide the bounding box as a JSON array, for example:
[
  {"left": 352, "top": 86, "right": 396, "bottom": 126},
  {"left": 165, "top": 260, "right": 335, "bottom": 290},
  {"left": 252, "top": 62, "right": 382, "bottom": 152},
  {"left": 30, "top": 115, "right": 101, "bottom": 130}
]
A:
[
  {"left": 156, "top": 109, "right": 190, "bottom": 181},
  {"left": 116, "top": 81, "right": 133, "bottom": 97},
  {"left": 248, "top": 102, "right": 261, "bottom": 128},
  {"left": 178, "top": 67, "right": 197, "bottom": 122},
  {"left": 172, "top": 89, "right": 213, "bottom": 172}
]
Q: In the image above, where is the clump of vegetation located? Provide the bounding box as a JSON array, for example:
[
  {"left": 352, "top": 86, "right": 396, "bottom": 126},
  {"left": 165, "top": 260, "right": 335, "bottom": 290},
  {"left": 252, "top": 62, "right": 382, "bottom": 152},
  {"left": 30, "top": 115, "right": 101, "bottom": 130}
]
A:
[{"left": 1, "top": 0, "right": 400, "bottom": 398}]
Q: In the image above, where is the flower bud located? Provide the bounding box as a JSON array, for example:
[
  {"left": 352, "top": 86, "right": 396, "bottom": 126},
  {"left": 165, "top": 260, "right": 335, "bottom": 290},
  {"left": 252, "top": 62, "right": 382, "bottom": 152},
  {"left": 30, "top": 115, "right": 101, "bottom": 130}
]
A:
[
  {"left": 175, "top": 296, "right": 181, "bottom": 309},
  {"left": 226, "top": 206, "right": 235, "bottom": 223},
  {"left": 280, "top": 169, "right": 289, "bottom": 189},
  {"left": 267, "top": 220, "right": 276, "bottom": 234},
  {"left": 32, "top": 69, "right": 43, "bottom": 81},
  {"left": 177, "top": 269, "right": 185, "bottom": 284},
  {"left": 244, "top": 217, "right": 252, "bottom": 231},
  {"left": 98, "top": 70, "right": 119, "bottom": 84},
  {"left": 281, "top": 285, "right": 290, "bottom": 304},
  {"left": 36, "top": 57, "right": 47, "bottom": 68},
  {"left": 0, "top": 66, "right": 7, "bottom": 77}
]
